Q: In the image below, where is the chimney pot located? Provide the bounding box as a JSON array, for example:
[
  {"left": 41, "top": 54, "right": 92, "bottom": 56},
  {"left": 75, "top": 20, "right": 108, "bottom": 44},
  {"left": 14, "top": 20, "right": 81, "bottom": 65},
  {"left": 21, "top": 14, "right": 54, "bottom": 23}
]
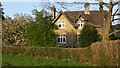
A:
[
  {"left": 51, "top": 5, "right": 56, "bottom": 19},
  {"left": 84, "top": 2, "right": 90, "bottom": 14}
]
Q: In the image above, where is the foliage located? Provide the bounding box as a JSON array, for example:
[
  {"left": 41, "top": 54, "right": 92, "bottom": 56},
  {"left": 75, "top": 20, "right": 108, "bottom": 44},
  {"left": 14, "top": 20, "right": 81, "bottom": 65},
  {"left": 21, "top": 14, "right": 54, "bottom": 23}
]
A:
[
  {"left": 3, "top": 40, "right": 119, "bottom": 66},
  {"left": 0, "top": 2, "right": 5, "bottom": 20},
  {"left": 26, "top": 9, "right": 57, "bottom": 47},
  {"left": 78, "top": 24, "right": 100, "bottom": 47},
  {"left": 109, "top": 24, "right": 120, "bottom": 40},
  {"left": 2, "top": 14, "right": 32, "bottom": 46}
]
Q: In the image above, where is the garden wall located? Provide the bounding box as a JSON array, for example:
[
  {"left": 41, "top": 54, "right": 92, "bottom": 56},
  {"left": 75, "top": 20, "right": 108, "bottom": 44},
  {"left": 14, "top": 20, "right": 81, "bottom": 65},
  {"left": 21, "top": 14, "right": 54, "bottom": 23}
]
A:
[{"left": 2, "top": 40, "right": 120, "bottom": 66}]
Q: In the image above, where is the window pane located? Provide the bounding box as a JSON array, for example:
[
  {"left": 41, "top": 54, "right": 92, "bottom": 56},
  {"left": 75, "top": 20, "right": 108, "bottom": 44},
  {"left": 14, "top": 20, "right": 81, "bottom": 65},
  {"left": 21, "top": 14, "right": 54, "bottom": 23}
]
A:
[
  {"left": 62, "top": 24, "right": 64, "bottom": 27},
  {"left": 78, "top": 24, "right": 80, "bottom": 27},
  {"left": 59, "top": 24, "right": 61, "bottom": 27},
  {"left": 81, "top": 24, "right": 82, "bottom": 27},
  {"left": 63, "top": 38, "right": 65, "bottom": 42},
  {"left": 61, "top": 38, "right": 62, "bottom": 43},
  {"left": 58, "top": 38, "right": 60, "bottom": 42}
]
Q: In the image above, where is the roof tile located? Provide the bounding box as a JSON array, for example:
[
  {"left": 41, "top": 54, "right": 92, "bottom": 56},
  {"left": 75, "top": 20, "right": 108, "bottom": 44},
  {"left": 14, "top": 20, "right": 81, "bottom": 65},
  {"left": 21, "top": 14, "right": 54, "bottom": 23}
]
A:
[{"left": 64, "top": 11, "right": 105, "bottom": 27}]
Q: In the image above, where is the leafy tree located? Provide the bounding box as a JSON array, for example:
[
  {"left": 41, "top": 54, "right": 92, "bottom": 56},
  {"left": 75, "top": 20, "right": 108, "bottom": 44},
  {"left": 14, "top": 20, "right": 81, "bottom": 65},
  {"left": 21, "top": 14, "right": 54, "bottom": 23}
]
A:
[
  {"left": 0, "top": 2, "right": 5, "bottom": 20},
  {"left": 26, "top": 9, "right": 57, "bottom": 47},
  {"left": 78, "top": 24, "right": 101, "bottom": 47},
  {"left": 2, "top": 14, "right": 31, "bottom": 46}
]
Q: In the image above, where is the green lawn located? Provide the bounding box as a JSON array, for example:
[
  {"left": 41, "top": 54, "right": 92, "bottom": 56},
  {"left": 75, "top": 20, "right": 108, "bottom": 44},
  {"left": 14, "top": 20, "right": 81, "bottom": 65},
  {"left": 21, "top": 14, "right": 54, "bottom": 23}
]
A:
[
  {"left": 0, "top": 54, "right": 2, "bottom": 67},
  {"left": 2, "top": 54, "right": 94, "bottom": 66}
]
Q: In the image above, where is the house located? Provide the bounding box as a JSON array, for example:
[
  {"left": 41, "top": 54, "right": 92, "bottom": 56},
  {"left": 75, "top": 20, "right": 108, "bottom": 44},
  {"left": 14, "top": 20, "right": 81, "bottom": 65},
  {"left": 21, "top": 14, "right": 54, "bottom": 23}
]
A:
[{"left": 52, "top": 3, "right": 104, "bottom": 47}]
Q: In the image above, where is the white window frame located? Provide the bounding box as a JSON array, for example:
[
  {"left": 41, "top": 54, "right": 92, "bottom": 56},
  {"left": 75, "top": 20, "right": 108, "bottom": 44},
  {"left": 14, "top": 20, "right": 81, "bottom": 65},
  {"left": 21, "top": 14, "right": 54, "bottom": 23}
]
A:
[
  {"left": 77, "top": 35, "right": 79, "bottom": 43},
  {"left": 57, "top": 35, "right": 66, "bottom": 43},
  {"left": 58, "top": 21, "right": 65, "bottom": 29},
  {"left": 78, "top": 21, "right": 84, "bottom": 29}
]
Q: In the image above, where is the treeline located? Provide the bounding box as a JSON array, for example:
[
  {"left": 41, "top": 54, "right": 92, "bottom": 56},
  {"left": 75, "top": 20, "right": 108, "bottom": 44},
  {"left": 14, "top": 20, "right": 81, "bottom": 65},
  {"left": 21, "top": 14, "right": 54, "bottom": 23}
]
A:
[
  {"left": 2, "top": 9, "right": 120, "bottom": 47},
  {"left": 2, "top": 9, "right": 57, "bottom": 47}
]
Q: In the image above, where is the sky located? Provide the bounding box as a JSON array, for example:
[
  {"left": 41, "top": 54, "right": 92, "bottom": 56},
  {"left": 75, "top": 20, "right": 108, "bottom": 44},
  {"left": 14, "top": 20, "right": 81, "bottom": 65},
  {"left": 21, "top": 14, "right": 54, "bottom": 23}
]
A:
[
  {"left": 1, "top": 0, "right": 119, "bottom": 21},
  {"left": 0, "top": 0, "right": 106, "bottom": 18},
  {"left": 2, "top": 2, "right": 41, "bottom": 18}
]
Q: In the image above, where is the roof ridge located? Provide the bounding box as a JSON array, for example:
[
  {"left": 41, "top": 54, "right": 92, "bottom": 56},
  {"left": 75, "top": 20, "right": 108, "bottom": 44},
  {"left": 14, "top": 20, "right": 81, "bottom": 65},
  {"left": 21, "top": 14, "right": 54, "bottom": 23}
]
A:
[{"left": 64, "top": 10, "right": 104, "bottom": 13}]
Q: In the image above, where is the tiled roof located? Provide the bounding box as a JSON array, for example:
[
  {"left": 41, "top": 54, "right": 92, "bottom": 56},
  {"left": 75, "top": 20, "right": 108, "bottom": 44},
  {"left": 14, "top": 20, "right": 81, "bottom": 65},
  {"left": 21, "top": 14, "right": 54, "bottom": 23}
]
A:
[{"left": 64, "top": 11, "right": 106, "bottom": 27}]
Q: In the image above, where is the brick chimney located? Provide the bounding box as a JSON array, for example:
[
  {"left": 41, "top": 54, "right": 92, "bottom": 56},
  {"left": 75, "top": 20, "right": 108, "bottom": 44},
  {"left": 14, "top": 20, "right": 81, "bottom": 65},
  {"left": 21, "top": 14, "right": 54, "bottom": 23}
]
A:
[
  {"left": 84, "top": 2, "right": 90, "bottom": 14},
  {"left": 51, "top": 5, "right": 56, "bottom": 19}
]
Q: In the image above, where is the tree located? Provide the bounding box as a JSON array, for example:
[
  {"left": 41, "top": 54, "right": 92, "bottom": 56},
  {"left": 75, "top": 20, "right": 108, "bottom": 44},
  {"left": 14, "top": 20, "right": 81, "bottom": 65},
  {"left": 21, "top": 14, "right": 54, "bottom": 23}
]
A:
[
  {"left": 26, "top": 9, "right": 57, "bottom": 47},
  {"left": 109, "top": 24, "right": 120, "bottom": 40},
  {"left": 2, "top": 14, "right": 31, "bottom": 46},
  {"left": 78, "top": 23, "right": 100, "bottom": 47},
  {"left": 39, "top": 1, "right": 120, "bottom": 43},
  {"left": 0, "top": 2, "right": 5, "bottom": 20},
  {"left": 96, "top": 0, "right": 120, "bottom": 41}
]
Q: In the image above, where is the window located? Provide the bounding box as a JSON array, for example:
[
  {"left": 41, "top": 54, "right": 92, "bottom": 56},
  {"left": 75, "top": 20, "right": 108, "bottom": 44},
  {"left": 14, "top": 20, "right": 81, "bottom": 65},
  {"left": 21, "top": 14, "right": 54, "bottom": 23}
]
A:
[
  {"left": 58, "top": 21, "right": 65, "bottom": 29},
  {"left": 77, "top": 35, "right": 79, "bottom": 43},
  {"left": 78, "top": 21, "right": 84, "bottom": 28},
  {"left": 57, "top": 35, "right": 66, "bottom": 43}
]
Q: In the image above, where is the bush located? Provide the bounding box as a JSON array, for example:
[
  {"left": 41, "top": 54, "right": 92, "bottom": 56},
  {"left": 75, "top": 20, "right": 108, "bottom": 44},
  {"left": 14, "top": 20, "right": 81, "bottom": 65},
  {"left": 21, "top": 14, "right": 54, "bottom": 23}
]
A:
[
  {"left": 3, "top": 40, "right": 119, "bottom": 66},
  {"left": 78, "top": 24, "right": 100, "bottom": 47},
  {"left": 26, "top": 9, "right": 57, "bottom": 47},
  {"left": 2, "top": 14, "right": 32, "bottom": 46}
]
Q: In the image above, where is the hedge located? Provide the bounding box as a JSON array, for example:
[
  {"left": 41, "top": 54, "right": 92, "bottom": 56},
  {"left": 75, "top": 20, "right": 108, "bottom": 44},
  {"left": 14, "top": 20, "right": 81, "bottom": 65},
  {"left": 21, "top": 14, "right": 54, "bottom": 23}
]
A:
[{"left": 2, "top": 40, "right": 120, "bottom": 66}]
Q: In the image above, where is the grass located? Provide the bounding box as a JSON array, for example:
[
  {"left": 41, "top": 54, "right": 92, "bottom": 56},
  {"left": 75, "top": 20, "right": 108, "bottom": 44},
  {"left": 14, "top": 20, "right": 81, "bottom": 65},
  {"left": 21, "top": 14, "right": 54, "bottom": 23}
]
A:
[
  {"left": 0, "top": 54, "right": 2, "bottom": 67},
  {"left": 2, "top": 54, "right": 94, "bottom": 66}
]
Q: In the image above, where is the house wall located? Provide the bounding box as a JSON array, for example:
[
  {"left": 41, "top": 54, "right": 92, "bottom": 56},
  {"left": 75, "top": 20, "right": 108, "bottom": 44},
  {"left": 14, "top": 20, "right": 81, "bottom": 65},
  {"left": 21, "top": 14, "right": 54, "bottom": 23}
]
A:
[
  {"left": 54, "top": 14, "right": 102, "bottom": 47},
  {"left": 54, "top": 14, "right": 77, "bottom": 47},
  {"left": 55, "top": 14, "right": 76, "bottom": 34},
  {"left": 75, "top": 17, "right": 85, "bottom": 35}
]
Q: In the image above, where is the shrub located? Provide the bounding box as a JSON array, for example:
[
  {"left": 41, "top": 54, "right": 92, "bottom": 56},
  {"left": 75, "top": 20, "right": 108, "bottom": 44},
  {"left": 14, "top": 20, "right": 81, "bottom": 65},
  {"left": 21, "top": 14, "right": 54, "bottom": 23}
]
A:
[
  {"left": 3, "top": 40, "right": 119, "bottom": 66},
  {"left": 78, "top": 23, "right": 100, "bottom": 47}
]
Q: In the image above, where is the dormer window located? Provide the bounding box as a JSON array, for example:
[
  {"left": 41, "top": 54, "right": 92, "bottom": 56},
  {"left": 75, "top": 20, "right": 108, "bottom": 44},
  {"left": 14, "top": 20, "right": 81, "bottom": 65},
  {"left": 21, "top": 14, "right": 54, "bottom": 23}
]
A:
[
  {"left": 78, "top": 21, "right": 84, "bottom": 28},
  {"left": 58, "top": 21, "right": 65, "bottom": 29}
]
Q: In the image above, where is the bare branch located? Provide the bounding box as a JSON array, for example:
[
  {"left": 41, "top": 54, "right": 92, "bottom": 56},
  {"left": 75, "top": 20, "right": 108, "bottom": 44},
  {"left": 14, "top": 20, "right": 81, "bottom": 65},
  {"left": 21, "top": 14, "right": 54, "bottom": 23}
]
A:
[
  {"left": 112, "top": 1, "right": 120, "bottom": 6},
  {"left": 115, "top": 14, "right": 120, "bottom": 16},
  {"left": 99, "top": 2, "right": 105, "bottom": 16},
  {"left": 109, "top": 30, "right": 120, "bottom": 36},
  {"left": 112, "top": 8, "right": 119, "bottom": 16},
  {"left": 103, "top": 3, "right": 109, "bottom": 9},
  {"left": 56, "top": 2, "right": 70, "bottom": 11},
  {"left": 111, "top": 18, "right": 120, "bottom": 22}
]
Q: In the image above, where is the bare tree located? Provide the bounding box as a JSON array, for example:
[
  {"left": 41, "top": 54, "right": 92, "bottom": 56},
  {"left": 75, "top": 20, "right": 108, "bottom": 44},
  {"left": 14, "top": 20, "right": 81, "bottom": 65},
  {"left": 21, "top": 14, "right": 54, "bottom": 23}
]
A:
[
  {"left": 40, "top": 1, "right": 120, "bottom": 42},
  {"left": 96, "top": 0, "right": 120, "bottom": 41}
]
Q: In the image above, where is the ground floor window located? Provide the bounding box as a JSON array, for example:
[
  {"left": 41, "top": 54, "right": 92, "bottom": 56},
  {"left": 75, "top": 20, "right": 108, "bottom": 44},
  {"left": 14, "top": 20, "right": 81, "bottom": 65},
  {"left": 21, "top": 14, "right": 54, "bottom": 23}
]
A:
[
  {"left": 77, "top": 35, "right": 79, "bottom": 43},
  {"left": 57, "top": 35, "right": 66, "bottom": 43}
]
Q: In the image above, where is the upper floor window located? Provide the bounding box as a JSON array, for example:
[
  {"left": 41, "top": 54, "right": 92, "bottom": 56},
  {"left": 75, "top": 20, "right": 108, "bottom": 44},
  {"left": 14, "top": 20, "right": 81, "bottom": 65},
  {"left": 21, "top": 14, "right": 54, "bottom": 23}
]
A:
[
  {"left": 78, "top": 21, "right": 84, "bottom": 28},
  {"left": 58, "top": 21, "right": 65, "bottom": 29}
]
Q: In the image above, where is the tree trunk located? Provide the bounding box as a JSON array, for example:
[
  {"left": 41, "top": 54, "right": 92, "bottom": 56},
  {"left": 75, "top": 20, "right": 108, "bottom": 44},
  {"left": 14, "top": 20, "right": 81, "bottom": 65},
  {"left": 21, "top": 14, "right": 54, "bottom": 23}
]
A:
[{"left": 102, "top": 2, "right": 112, "bottom": 42}]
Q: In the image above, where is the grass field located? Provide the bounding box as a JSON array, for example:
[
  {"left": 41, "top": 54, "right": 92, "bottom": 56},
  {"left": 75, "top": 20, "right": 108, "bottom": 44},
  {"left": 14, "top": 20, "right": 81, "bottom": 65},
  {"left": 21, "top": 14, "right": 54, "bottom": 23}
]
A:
[
  {"left": 2, "top": 54, "right": 94, "bottom": 66},
  {"left": 0, "top": 54, "right": 2, "bottom": 67}
]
